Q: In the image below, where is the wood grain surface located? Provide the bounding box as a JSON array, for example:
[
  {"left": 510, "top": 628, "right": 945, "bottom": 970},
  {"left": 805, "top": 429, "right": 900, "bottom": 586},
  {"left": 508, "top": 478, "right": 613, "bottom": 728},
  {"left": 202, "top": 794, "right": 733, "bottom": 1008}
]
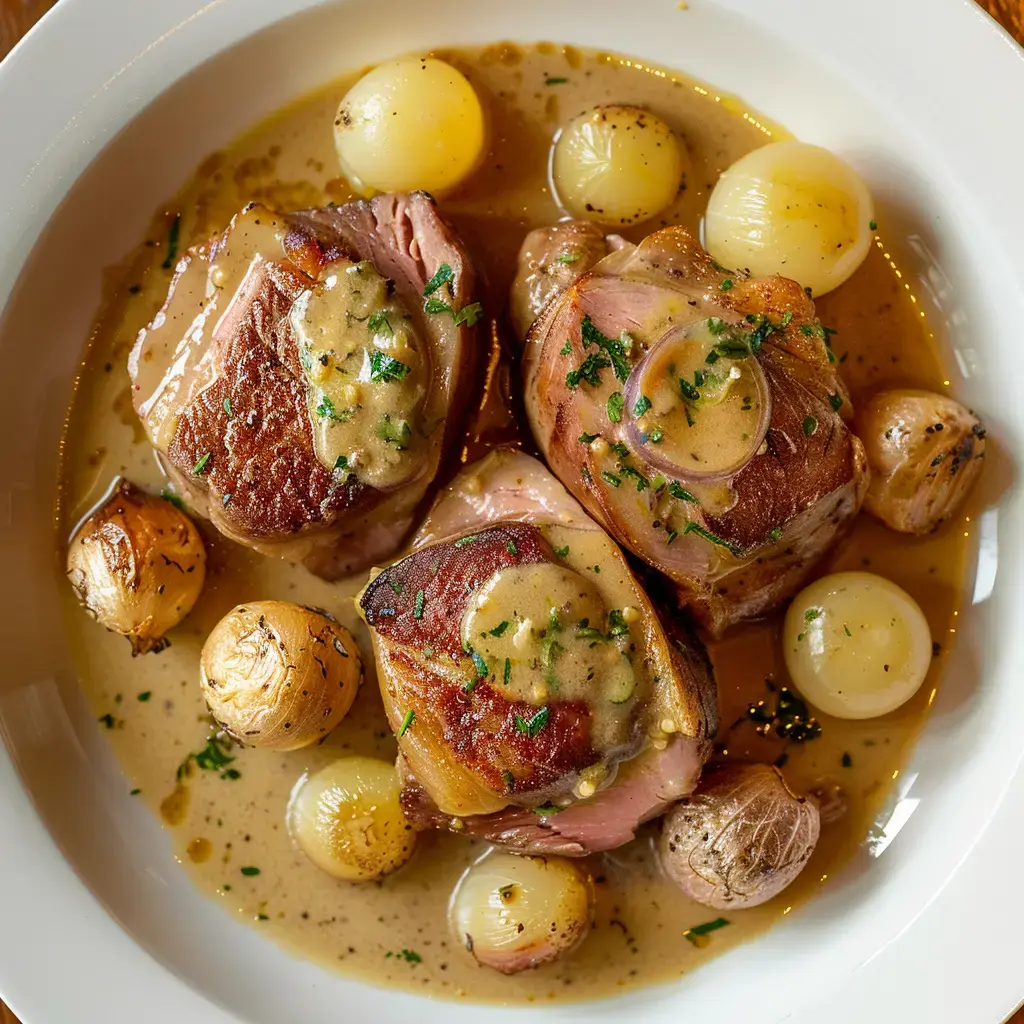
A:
[{"left": 0, "top": 0, "right": 1021, "bottom": 1022}]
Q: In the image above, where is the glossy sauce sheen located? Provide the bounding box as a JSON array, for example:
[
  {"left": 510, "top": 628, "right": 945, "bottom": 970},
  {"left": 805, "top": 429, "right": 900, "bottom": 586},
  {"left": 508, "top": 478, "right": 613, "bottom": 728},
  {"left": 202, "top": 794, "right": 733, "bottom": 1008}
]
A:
[{"left": 59, "top": 43, "right": 969, "bottom": 1002}]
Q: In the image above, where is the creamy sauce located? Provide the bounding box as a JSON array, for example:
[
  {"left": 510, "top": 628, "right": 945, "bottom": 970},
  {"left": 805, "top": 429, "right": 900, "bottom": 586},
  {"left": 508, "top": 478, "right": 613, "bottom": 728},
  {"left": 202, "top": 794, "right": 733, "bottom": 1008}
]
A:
[{"left": 58, "top": 43, "right": 970, "bottom": 1003}]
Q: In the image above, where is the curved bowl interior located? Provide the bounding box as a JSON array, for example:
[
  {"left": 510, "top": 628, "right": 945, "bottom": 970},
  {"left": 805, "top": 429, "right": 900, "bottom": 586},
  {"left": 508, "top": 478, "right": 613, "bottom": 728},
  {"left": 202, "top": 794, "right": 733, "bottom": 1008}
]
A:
[{"left": 0, "top": 1, "right": 1023, "bottom": 1023}]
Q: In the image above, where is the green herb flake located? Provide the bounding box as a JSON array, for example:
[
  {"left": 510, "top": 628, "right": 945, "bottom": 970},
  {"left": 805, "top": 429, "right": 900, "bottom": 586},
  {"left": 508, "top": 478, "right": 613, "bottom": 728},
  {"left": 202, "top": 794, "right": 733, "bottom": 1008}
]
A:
[
  {"left": 581, "top": 315, "right": 631, "bottom": 382},
  {"left": 803, "top": 415, "right": 818, "bottom": 436},
  {"left": 607, "top": 391, "right": 625, "bottom": 423},
  {"left": 413, "top": 589, "right": 426, "bottom": 620},
  {"left": 554, "top": 545, "right": 570, "bottom": 558},
  {"left": 240, "top": 866, "right": 261, "bottom": 877},
  {"left": 503, "top": 658, "right": 512, "bottom": 685},
  {"left": 560, "top": 340, "right": 573, "bottom": 355},
  {"left": 137, "top": 691, "right": 151, "bottom": 702},
  {"left": 514, "top": 706, "right": 550, "bottom": 738},
  {"left": 841, "top": 752, "right": 853, "bottom": 768},
  {"left": 454, "top": 301, "right": 484, "bottom": 327},
  {"left": 376, "top": 414, "right": 411, "bottom": 446},
  {"left": 682, "top": 521, "right": 743, "bottom": 557},
  {"left": 804, "top": 607, "right": 822, "bottom": 623},
  {"left": 556, "top": 251, "right": 580, "bottom": 264},
  {"left": 507, "top": 539, "right": 519, "bottom": 557},
  {"left": 869, "top": 219, "right": 878, "bottom": 231},
  {"left": 533, "top": 803, "right": 561, "bottom": 816},
  {"left": 129, "top": 788, "right": 141, "bottom": 796},
  {"left": 669, "top": 481, "right": 698, "bottom": 503},
  {"left": 454, "top": 534, "right": 482, "bottom": 547},
  {"left": 780, "top": 311, "right": 794, "bottom": 327},
  {"left": 193, "top": 452, "right": 212, "bottom": 475},
  {"left": 469, "top": 647, "right": 489, "bottom": 678},
  {"left": 489, "top": 621, "right": 510, "bottom": 638},
  {"left": 566, "top": 350, "right": 611, "bottom": 390},
  {"left": 578, "top": 431, "right": 598, "bottom": 444},
  {"left": 398, "top": 709, "right": 416, "bottom": 737},
  {"left": 720, "top": 279, "right": 734, "bottom": 291},
  {"left": 388, "top": 579, "right": 403, "bottom": 595},
  {"left": 844, "top": 623, "right": 853, "bottom": 637},
  {"left": 160, "top": 488, "right": 184, "bottom": 510},
  {"left": 768, "top": 527, "right": 783, "bottom": 542},
  {"left": 423, "top": 263, "right": 454, "bottom": 297},
  {"left": 502, "top": 770, "right": 516, "bottom": 790},
  {"left": 829, "top": 393, "right": 844, "bottom": 412},
  {"left": 423, "top": 297, "right": 453, "bottom": 316},
  {"left": 223, "top": 397, "right": 232, "bottom": 417},
  {"left": 684, "top": 917, "right": 730, "bottom": 945},
  {"left": 679, "top": 378, "right": 701, "bottom": 402},
  {"left": 545, "top": 76, "right": 569, "bottom": 85},
  {"left": 161, "top": 214, "right": 181, "bottom": 270},
  {"left": 633, "top": 394, "right": 652, "bottom": 417},
  {"left": 98, "top": 713, "right": 116, "bottom": 729},
  {"left": 369, "top": 350, "right": 411, "bottom": 383},
  {"left": 601, "top": 470, "right": 622, "bottom": 488},
  {"left": 367, "top": 309, "right": 393, "bottom": 336}
]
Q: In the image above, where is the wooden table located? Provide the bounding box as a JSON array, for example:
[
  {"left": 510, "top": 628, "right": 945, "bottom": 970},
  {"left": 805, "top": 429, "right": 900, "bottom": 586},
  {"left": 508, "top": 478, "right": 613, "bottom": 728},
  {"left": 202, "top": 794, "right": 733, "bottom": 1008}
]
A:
[{"left": 1, "top": 0, "right": 1022, "bottom": 1021}]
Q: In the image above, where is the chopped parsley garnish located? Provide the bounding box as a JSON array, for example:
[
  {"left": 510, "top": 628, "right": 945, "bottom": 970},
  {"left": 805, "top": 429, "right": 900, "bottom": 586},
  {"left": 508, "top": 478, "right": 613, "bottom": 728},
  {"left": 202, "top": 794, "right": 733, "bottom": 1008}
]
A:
[
  {"left": 223, "top": 397, "right": 232, "bottom": 417},
  {"left": 335, "top": 454, "right": 349, "bottom": 472},
  {"left": 424, "top": 297, "right": 453, "bottom": 316},
  {"left": 683, "top": 521, "right": 743, "bottom": 557},
  {"left": 780, "top": 310, "right": 794, "bottom": 327},
  {"left": 669, "top": 481, "right": 698, "bottom": 503},
  {"left": 488, "top": 621, "right": 510, "bottom": 637},
  {"left": 566, "top": 350, "right": 611, "bottom": 389},
  {"left": 869, "top": 219, "right": 878, "bottom": 231},
  {"left": 804, "top": 607, "right": 822, "bottom": 622},
  {"left": 633, "top": 394, "right": 652, "bottom": 417},
  {"left": 507, "top": 539, "right": 519, "bottom": 556},
  {"left": 684, "top": 918, "right": 730, "bottom": 945},
  {"left": 578, "top": 431, "right": 598, "bottom": 444},
  {"left": 177, "top": 733, "right": 238, "bottom": 781},
  {"left": 601, "top": 470, "right": 622, "bottom": 488},
  {"left": 413, "top": 589, "right": 425, "bottom": 620},
  {"left": 554, "top": 545, "right": 570, "bottom": 558},
  {"left": 193, "top": 452, "right": 212, "bottom": 475},
  {"left": 545, "top": 76, "right": 569, "bottom": 85},
  {"left": 502, "top": 771, "right": 516, "bottom": 791},
  {"left": 316, "top": 395, "right": 356, "bottom": 422},
  {"left": 768, "top": 527, "right": 783, "bottom": 542},
  {"left": 468, "top": 647, "right": 489, "bottom": 678},
  {"left": 720, "top": 279, "right": 734, "bottom": 291},
  {"left": 679, "top": 378, "right": 701, "bottom": 402},
  {"left": 388, "top": 579, "right": 403, "bottom": 595},
  {"left": 386, "top": 948, "right": 422, "bottom": 964},
  {"left": 581, "top": 315, "right": 631, "bottom": 382},
  {"left": 841, "top": 752, "right": 853, "bottom": 768},
  {"left": 129, "top": 788, "right": 141, "bottom": 796},
  {"left": 556, "top": 251, "right": 580, "bottom": 263},
  {"left": 240, "top": 866, "right": 261, "bottom": 877},
  {"left": 803, "top": 415, "right": 818, "bottom": 436},
  {"left": 648, "top": 426, "right": 665, "bottom": 443},
  {"left": 514, "top": 706, "right": 550, "bottom": 738},
  {"left": 98, "top": 713, "right": 116, "bottom": 729},
  {"left": 454, "top": 534, "right": 481, "bottom": 547},
  {"left": 533, "top": 803, "right": 561, "bottom": 815},
  {"left": 503, "top": 658, "right": 512, "bottom": 685},
  {"left": 137, "top": 691, "right": 151, "bottom": 702},
  {"left": 607, "top": 609, "right": 629, "bottom": 637},
  {"left": 844, "top": 623, "right": 853, "bottom": 637},
  {"left": 748, "top": 685, "right": 821, "bottom": 742},
  {"left": 609, "top": 441, "right": 629, "bottom": 457},
  {"left": 367, "top": 309, "right": 393, "bottom": 336},
  {"left": 398, "top": 709, "right": 415, "bottom": 737},
  {"left": 423, "top": 263, "right": 454, "bottom": 297},
  {"left": 454, "top": 301, "right": 484, "bottom": 327},
  {"left": 368, "top": 350, "right": 411, "bottom": 383},
  {"left": 560, "top": 340, "right": 573, "bottom": 355},
  {"left": 161, "top": 489, "right": 184, "bottom": 510},
  {"left": 829, "top": 393, "right": 844, "bottom": 412},
  {"left": 607, "top": 391, "right": 625, "bottom": 423},
  {"left": 376, "top": 414, "right": 411, "bottom": 446},
  {"left": 666, "top": 529, "right": 678, "bottom": 545},
  {"left": 161, "top": 214, "right": 181, "bottom": 270}
]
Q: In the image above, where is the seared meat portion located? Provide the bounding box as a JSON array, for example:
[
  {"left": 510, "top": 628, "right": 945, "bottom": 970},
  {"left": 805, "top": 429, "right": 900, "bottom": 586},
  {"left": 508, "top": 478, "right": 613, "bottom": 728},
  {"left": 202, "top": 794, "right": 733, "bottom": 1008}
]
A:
[
  {"left": 129, "top": 192, "right": 479, "bottom": 577},
  {"left": 521, "top": 227, "right": 868, "bottom": 635},
  {"left": 510, "top": 221, "right": 626, "bottom": 342},
  {"left": 358, "top": 449, "right": 717, "bottom": 854},
  {"left": 856, "top": 389, "right": 985, "bottom": 534}
]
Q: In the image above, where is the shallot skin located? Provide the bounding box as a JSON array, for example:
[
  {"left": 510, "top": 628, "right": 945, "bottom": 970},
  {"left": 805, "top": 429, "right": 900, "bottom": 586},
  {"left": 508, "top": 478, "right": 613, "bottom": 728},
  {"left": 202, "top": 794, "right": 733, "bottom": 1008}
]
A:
[{"left": 659, "top": 763, "right": 820, "bottom": 910}]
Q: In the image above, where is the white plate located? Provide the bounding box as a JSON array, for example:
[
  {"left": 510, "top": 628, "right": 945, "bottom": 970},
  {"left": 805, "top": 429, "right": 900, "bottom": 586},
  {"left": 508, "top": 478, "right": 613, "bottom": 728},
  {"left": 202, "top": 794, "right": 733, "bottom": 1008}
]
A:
[{"left": 1, "top": 1, "right": 1023, "bottom": 1021}]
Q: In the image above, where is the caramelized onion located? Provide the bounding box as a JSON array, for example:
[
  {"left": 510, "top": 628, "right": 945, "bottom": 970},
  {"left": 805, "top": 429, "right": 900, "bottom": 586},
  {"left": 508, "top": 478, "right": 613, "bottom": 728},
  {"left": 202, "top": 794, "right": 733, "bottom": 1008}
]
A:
[{"left": 622, "top": 319, "right": 771, "bottom": 482}]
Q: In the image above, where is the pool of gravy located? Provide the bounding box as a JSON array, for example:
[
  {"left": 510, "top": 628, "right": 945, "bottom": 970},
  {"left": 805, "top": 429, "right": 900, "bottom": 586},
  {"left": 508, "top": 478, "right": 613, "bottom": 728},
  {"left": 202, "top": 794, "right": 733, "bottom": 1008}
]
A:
[{"left": 58, "top": 43, "right": 970, "bottom": 1004}]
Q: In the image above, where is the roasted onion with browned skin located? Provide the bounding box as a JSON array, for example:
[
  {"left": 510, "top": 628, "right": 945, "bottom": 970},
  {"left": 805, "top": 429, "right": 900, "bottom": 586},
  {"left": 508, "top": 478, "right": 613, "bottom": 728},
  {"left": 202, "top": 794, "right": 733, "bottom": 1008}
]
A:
[
  {"left": 66, "top": 479, "right": 206, "bottom": 655},
  {"left": 200, "top": 601, "right": 361, "bottom": 750},
  {"left": 659, "top": 763, "right": 820, "bottom": 909},
  {"left": 521, "top": 227, "right": 868, "bottom": 635},
  {"left": 856, "top": 388, "right": 985, "bottom": 534}
]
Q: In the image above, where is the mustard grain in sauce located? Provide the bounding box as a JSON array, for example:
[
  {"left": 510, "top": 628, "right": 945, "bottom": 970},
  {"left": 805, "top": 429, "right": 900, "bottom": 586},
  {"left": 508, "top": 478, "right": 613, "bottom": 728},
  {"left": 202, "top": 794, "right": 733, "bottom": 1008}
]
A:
[{"left": 58, "top": 43, "right": 970, "bottom": 1003}]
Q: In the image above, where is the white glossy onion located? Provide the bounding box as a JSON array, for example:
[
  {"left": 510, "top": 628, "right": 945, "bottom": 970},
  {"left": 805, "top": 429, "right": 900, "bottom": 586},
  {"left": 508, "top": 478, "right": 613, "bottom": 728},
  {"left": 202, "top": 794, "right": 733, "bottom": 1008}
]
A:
[
  {"left": 288, "top": 757, "right": 415, "bottom": 881},
  {"left": 705, "top": 141, "right": 874, "bottom": 297},
  {"left": 552, "top": 105, "right": 687, "bottom": 226},
  {"left": 783, "top": 572, "right": 932, "bottom": 719},
  {"left": 334, "top": 56, "right": 485, "bottom": 196},
  {"left": 449, "top": 852, "right": 594, "bottom": 974}
]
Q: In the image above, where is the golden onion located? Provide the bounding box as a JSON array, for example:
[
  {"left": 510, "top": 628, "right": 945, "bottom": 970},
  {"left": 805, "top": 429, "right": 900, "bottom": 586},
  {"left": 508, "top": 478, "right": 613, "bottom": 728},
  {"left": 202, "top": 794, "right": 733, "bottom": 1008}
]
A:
[
  {"left": 66, "top": 479, "right": 206, "bottom": 655},
  {"left": 449, "top": 852, "right": 594, "bottom": 974},
  {"left": 200, "top": 601, "right": 361, "bottom": 750},
  {"left": 288, "top": 756, "right": 415, "bottom": 881},
  {"left": 660, "top": 764, "right": 820, "bottom": 909}
]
